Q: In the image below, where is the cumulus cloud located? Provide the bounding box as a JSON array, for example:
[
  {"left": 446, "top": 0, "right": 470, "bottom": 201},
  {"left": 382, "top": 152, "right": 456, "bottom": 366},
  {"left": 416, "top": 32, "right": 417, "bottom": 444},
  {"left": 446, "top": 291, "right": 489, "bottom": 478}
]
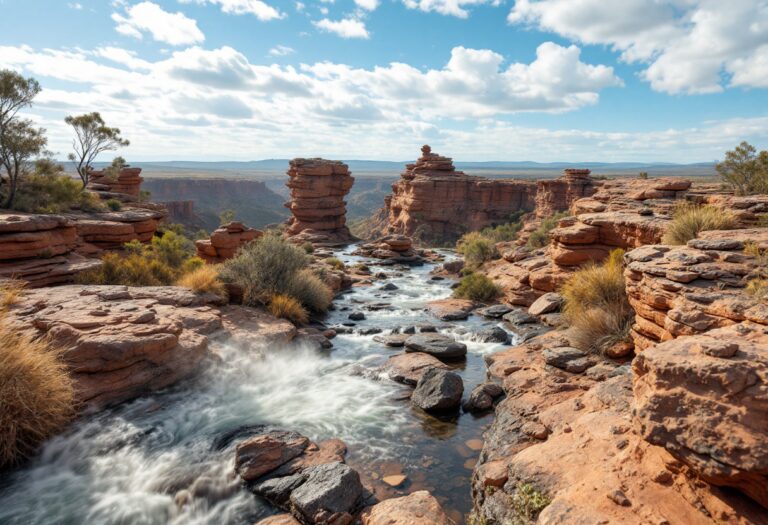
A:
[
  {"left": 313, "top": 18, "right": 370, "bottom": 39},
  {"left": 403, "top": 0, "right": 500, "bottom": 18},
  {"left": 269, "top": 45, "right": 295, "bottom": 57},
  {"left": 354, "top": 0, "right": 379, "bottom": 10},
  {"left": 181, "top": 0, "right": 284, "bottom": 20},
  {"left": 112, "top": 1, "right": 204, "bottom": 45},
  {"left": 507, "top": 0, "right": 768, "bottom": 94}
]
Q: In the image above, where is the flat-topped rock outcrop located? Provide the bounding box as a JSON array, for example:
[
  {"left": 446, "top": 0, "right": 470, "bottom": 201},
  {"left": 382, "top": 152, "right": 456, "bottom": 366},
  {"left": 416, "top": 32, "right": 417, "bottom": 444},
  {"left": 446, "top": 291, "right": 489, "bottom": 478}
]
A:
[
  {"left": 87, "top": 166, "right": 143, "bottom": 202},
  {"left": 74, "top": 207, "right": 166, "bottom": 252},
  {"left": 195, "top": 221, "right": 262, "bottom": 263},
  {"left": 535, "top": 168, "right": 596, "bottom": 218},
  {"left": 285, "top": 158, "right": 354, "bottom": 246}
]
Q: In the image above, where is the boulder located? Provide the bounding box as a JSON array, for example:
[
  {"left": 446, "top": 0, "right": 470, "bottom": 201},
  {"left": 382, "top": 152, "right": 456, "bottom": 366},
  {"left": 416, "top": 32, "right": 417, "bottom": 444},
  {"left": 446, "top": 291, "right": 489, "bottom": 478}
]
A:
[
  {"left": 474, "top": 326, "right": 510, "bottom": 344},
  {"left": 463, "top": 382, "right": 504, "bottom": 413},
  {"left": 289, "top": 462, "right": 362, "bottom": 523},
  {"left": 195, "top": 221, "right": 262, "bottom": 263},
  {"left": 543, "top": 346, "right": 595, "bottom": 373},
  {"left": 426, "top": 298, "right": 475, "bottom": 321},
  {"left": 528, "top": 292, "right": 563, "bottom": 316},
  {"left": 477, "top": 304, "right": 513, "bottom": 318},
  {"left": 235, "top": 431, "right": 310, "bottom": 482},
  {"left": 404, "top": 333, "right": 467, "bottom": 360},
  {"left": 412, "top": 368, "right": 464, "bottom": 412},
  {"left": 380, "top": 352, "right": 450, "bottom": 385},
  {"left": 360, "top": 491, "right": 452, "bottom": 524}
]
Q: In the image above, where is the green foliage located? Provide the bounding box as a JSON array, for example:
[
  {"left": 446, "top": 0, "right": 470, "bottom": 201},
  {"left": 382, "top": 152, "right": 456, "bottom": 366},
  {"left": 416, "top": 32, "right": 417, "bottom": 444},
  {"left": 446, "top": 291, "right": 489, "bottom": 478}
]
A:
[
  {"left": 301, "top": 242, "right": 315, "bottom": 254},
  {"left": 11, "top": 160, "right": 103, "bottom": 213},
  {"left": 138, "top": 189, "right": 151, "bottom": 202},
  {"left": 509, "top": 482, "right": 551, "bottom": 525},
  {"left": 638, "top": 171, "right": 649, "bottom": 179},
  {"left": 716, "top": 141, "right": 768, "bottom": 195},
  {"left": 102, "top": 156, "right": 126, "bottom": 181},
  {"left": 78, "top": 230, "right": 199, "bottom": 286},
  {"left": 457, "top": 232, "right": 498, "bottom": 268},
  {"left": 480, "top": 220, "right": 524, "bottom": 243},
  {"left": 325, "top": 256, "right": 345, "bottom": 270},
  {"left": 220, "top": 232, "right": 333, "bottom": 313},
  {"left": 219, "top": 209, "right": 236, "bottom": 226},
  {"left": 561, "top": 249, "right": 632, "bottom": 355},
  {"left": 453, "top": 272, "right": 501, "bottom": 302},
  {"left": 105, "top": 198, "right": 122, "bottom": 211},
  {"left": 756, "top": 213, "right": 768, "bottom": 228},
  {"left": 65, "top": 111, "right": 129, "bottom": 188},
  {"left": 527, "top": 211, "right": 569, "bottom": 248},
  {"left": 661, "top": 203, "right": 737, "bottom": 245}
]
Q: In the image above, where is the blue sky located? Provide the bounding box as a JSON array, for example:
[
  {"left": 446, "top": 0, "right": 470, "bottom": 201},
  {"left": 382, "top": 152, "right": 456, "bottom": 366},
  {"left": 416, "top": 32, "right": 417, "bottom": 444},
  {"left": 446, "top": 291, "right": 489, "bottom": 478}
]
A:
[{"left": 1, "top": 0, "right": 767, "bottom": 162}]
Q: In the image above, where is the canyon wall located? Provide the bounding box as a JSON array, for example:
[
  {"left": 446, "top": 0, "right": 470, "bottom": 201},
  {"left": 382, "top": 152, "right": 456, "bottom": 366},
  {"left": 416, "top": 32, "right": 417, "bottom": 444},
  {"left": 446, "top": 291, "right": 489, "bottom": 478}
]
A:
[
  {"left": 285, "top": 158, "right": 355, "bottom": 246},
  {"left": 377, "top": 146, "right": 597, "bottom": 244}
]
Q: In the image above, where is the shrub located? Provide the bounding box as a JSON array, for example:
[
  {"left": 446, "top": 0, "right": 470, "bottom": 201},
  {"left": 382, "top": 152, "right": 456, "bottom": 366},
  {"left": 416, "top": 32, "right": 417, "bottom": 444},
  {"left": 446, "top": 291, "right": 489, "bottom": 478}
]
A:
[
  {"left": 744, "top": 242, "right": 768, "bottom": 302},
  {"left": 268, "top": 294, "right": 309, "bottom": 325},
  {"left": 756, "top": 213, "right": 768, "bottom": 228},
  {"left": 526, "top": 211, "right": 569, "bottom": 249},
  {"left": 105, "top": 198, "right": 122, "bottom": 211},
  {"left": 0, "top": 313, "right": 75, "bottom": 467},
  {"left": 176, "top": 265, "right": 226, "bottom": 299},
  {"left": 481, "top": 221, "right": 523, "bottom": 243},
  {"left": 457, "top": 232, "right": 498, "bottom": 268},
  {"left": 638, "top": 171, "right": 649, "bottom": 179},
  {"left": 287, "top": 268, "right": 333, "bottom": 312},
  {"left": 11, "top": 160, "right": 103, "bottom": 213},
  {"left": 220, "top": 233, "right": 333, "bottom": 313},
  {"left": 661, "top": 203, "right": 737, "bottom": 245},
  {"left": 78, "top": 230, "right": 200, "bottom": 286},
  {"left": 219, "top": 209, "right": 235, "bottom": 225},
  {"left": 509, "top": 482, "right": 551, "bottom": 525},
  {"left": 301, "top": 242, "right": 315, "bottom": 254},
  {"left": 453, "top": 272, "right": 501, "bottom": 302},
  {"left": 561, "top": 249, "right": 632, "bottom": 355},
  {"left": 716, "top": 141, "right": 768, "bottom": 195},
  {"left": 325, "top": 256, "right": 345, "bottom": 270}
]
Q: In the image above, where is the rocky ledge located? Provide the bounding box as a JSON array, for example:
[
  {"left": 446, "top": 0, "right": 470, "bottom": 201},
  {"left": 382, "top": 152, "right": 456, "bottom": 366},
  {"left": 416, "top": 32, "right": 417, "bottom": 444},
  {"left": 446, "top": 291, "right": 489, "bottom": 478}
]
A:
[{"left": 195, "top": 221, "right": 262, "bottom": 263}]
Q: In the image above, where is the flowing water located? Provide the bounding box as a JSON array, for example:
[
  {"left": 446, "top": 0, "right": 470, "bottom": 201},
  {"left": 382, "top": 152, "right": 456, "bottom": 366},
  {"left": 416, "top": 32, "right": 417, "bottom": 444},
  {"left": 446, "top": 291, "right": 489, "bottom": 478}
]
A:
[{"left": 0, "top": 247, "right": 516, "bottom": 525}]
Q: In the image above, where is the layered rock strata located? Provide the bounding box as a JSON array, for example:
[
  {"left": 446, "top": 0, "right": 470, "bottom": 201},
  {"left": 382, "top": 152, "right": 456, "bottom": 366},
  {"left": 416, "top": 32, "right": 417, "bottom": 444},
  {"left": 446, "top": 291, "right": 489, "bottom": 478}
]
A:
[
  {"left": 534, "top": 168, "right": 596, "bottom": 218},
  {"left": 88, "top": 166, "right": 143, "bottom": 202},
  {"left": 382, "top": 146, "right": 538, "bottom": 243},
  {"left": 285, "top": 158, "right": 354, "bottom": 246},
  {"left": 195, "top": 221, "right": 262, "bottom": 263},
  {"left": 351, "top": 235, "right": 424, "bottom": 264},
  {"left": 624, "top": 228, "right": 768, "bottom": 350},
  {"left": 75, "top": 208, "right": 166, "bottom": 252}
]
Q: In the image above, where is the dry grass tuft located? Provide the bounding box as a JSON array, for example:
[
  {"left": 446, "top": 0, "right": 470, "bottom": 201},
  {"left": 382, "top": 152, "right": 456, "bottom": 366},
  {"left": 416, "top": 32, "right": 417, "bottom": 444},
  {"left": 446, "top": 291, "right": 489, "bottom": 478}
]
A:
[
  {"left": 176, "top": 265, "right": 227, "bottom": 299},
  {"left": 0, "top": 279, "right": 25, "bottom": 311},
  {"left": 661, "top": 203, "right": 737, "bottom": 245},
  {"left": 287, "top": 268, "right": 333, "bottom": 313},
  {"left": 561, "top": 249, "right": 633, "bottom": 355},
  {"left": 268, "top": 294, "right": 309, "bottom": 325},
  {"left": 0, "top": 313, "right": 75, "bottom": 467}
]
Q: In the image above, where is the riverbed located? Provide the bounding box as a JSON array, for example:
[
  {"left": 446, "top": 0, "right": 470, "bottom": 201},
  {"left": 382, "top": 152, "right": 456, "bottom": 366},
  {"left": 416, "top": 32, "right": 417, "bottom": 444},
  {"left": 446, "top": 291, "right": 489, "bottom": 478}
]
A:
[{"left": 0, "top": 247, "right": 515, "bottom": 525}]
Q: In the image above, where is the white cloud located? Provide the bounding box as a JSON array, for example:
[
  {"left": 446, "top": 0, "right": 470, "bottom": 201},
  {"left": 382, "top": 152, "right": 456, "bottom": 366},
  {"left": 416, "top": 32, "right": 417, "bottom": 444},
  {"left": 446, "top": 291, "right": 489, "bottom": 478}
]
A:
[
  {"left": 182, "top": 0, "right": 284, "bottom": 20},
  {"left": 112, "top": 2, "right": 204, "bottom": 45},
  {"left": 15, "top": 43, "right": 745, "bottom": 163},
  {"left": 68, "top": 2, "right": 84, "bottom": 9},
  {"left": 314, "top": 17, "right": 370, "bottom": 39},
  {"left": 269, "top": 45, "right": 295, "bottom": 56},
  {"left": 508, "top": 0, "right": 768, "bottom": 94},
  {"left": 403, "top": 0, "right": 499, "bottom": 18},
  {"left": 355, "top": 0, "right": 379, "bottom": 10}
]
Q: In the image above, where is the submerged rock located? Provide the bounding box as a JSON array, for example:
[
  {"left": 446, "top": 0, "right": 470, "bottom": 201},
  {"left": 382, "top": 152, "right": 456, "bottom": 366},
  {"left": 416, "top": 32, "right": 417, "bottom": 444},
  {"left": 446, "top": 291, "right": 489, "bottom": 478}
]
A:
[
  {"left": 404, "top": 333, "right": 467, "bottom": 360},
  {"left": 412, "top": 368, "right": 464, "bottom": 412}
]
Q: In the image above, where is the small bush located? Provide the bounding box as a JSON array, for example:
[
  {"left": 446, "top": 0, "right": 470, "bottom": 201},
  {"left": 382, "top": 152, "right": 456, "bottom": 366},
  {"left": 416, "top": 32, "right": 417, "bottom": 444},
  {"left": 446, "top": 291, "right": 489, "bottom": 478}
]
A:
[
  {"left": 744, "top": 242, "right": 768, "bottom": 302},
  {"left": 526, "top": 211, "right": 569, "bottom": 249},
  {"left": 509, "top": 482, "right": 551, "bottom": 525},
  {"left": 716, "top": 141, "right": 768, "bottom": 195},
  {"left": 287, "top": 268, "right": 333, "bottom": 312},
  {"left": 268, "top": 294, "right": 309, "bottom": 325},
  {"left": 453, "top": 272, "right": 500, "bottom": 302},
  {"left": 457, "top": 232, "right": 498, "bottom": 268},
  {"left": 301, "top": 242, "right": 315, "bottom": 254},
  {"left": 638, "top": 171, "right": 649, "bottom": 179},
  {"left": 0, "top": 313, "right": 75, "bottom": 467},
  {"left": 11, "top": 160, "right": 103, "bottom": 213},
  {"left": 561, "top": 249, "right": 632, "bottom": 355},
  {"left": 661, "top": 203, "right": 737, "bottom": 245},
  {"left": 105, "top": 198, "right": 122, "bottom": 211},
  {"left": 219, "top": 209, "right": 235, "bottom": 226},
  {"left": 325, "top": 257, "right": 345, "bottom": 270},
  {"left": 176, "top": 265, "right": 226, "bottom": 298},
  {"left": 756, "top": 213, "right": 768, "bottom": 228},
  {"left": 0, "top": 279, "right": 25, "bottom": 311}
]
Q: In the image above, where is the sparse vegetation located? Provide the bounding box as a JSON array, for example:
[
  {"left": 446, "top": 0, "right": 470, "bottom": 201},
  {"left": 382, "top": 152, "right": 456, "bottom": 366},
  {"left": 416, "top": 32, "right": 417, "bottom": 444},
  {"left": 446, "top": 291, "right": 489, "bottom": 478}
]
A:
[
  {"left": 219, "top": 209, "right": 236, "bottom": 226},
  {"left": 176, "top": 265, "right": 226, "bottom": 299},
  {"left": 457, "top": 232, "right": 498, "bottom": 268},
  {"left": 638, "top": 171, "right": 649, "bottom": 179},
  {"left": 453, "top": 272, "right": 500, "bottom": 302},
  {"left": 716, "top": 141, "right": 768, "bottom": 196},
  {"left": 78, "top": 230, "right": 203, "bottom": 286},
  {"left": 101, "top": 156, "right": 127, "bottom": 181},
  {"left": 744, "top": 242, "right": 768, "bottom": 302},
  {"left": 220, "top": 232, "right": 332, "bottom": 318},
  {"left": 9, "top": 159, "right": 103, "bottom": 213},
  {"left": 561, "top": 249, "right": 632, "bottom": 355},
  {"left": 325, "top": 256, "right": 345, "bottom": 270},
  {"left": 0, "top": 311, "right": 75, "bottom": 468},
  {"left": 756, "top": 213, "right": 768, "bottom": 228},
  {"left": 268, "top": 294, "right": 309, "bottom": 324},
  {"left": 509, "top": 482, "right": 551, "bottom": 525},
  {"left": 65, "top": 112, "right": 129, "bottom": 188},
  {"left": 527, "top": 211, "right": 569, "bottom": 249},
  {"left": 105, "top": 198, "right": 122, "bottom": 211},
  {"left": 661, "top": 203, "right": 737, "bottom": 245},
  {"left": 301, "top": 242, "right": 315, "bottom": 254}
]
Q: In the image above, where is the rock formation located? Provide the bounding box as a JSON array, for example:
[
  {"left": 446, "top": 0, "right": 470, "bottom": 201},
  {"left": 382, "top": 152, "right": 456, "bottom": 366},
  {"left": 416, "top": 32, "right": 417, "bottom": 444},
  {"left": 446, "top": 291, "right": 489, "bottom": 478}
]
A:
[
  {"left": 351, "top": 234, "right": 425, "bottom": 264},
  {"left": 75, "top": 207, "right": 166, "bottom": 252},
  {"left": 195, "top": 221, "right": 262, "bottom": 263},
  {"left": 87, "top": 166, "right": 143, "bottom": 202},
  {"left": 381, "top": 146, "right": 539, "bottom": 243},
  {"left": 535, "top": 168, "right": 596, "bottom": 218},
  {"left": 285, "top": 158, "right": 354, "bottom": 246}
]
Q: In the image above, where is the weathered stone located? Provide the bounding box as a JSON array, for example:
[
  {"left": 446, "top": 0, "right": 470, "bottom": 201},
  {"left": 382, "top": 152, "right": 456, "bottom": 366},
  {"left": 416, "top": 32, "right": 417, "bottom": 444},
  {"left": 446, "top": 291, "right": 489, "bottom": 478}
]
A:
[
  {"left": 528, "top": 292, "right": 563, "bottom": 316},
  {"left": 380, "top": 352, "right": 450, "bottom": 385},
  {"left": 235, "top": 431, "right": 310, "bottom": 482},
  {"left": 289, "top": 462, "right": 362, "bottom": 522},
  {"left": 412, "top": 368, "right": 464, "bottom": 412},
  {"left": 404, "top": 333, "right": 467, "bottom": 360},
  {"left": 360, "top": 491, "right": 452, "bottom": 524}
]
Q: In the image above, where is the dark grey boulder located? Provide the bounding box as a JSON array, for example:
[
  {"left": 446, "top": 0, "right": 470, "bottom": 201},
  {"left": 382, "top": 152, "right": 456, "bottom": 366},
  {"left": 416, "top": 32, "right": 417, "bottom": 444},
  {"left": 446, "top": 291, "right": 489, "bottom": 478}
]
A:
[
  {"left": 474, "top": 326, "right": 510, "bottom": 344},
  {"left": 412, "top": 368, "right": 464, "bottom": 412},
  {"left": 252, "top": 473, "right": 306, "bottom": 506},
  {"left": 502, "top": 309, "right": 537, "bottom": 326},
  {"left": 348, "top": 312, "right": 366, "bottom": 321},
  {"left": 477, "top": 304, "right": 513, "bottom": 318},
  {"left": 380, "top": 283, "right": 399, "bottom": 291},
  {"left": 289, "top": 462, "right": 362, "bottom": 522},
  {"left": 543, "top": 346, "right": 595, "bottom": 373},
  {"left": 462, "top": 382, "right": 504, "bottom": 413},
  {"left": 404, "top": 333, "right": 467, "bottom": 360},
  {"left": 373, "top": 333, "right": 410, "bottom": 347}
]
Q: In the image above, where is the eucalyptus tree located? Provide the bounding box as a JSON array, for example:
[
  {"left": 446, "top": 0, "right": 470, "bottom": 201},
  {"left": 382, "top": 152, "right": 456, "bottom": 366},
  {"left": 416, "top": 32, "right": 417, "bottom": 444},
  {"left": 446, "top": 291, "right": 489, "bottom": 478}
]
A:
[{"left": 65, "top": 112, "right": 129, "bottom": 188}]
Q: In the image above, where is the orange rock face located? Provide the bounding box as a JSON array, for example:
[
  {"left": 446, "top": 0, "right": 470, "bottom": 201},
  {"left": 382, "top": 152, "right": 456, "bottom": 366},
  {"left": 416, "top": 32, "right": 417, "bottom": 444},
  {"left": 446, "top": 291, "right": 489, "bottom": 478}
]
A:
[
  {"left": 195, "top": 221, "right": 262, "bottom": 263},
  {"left": 88, "top": 166, "right": 143, "bottom": 200},
  {"left": 285, "top": 158, "right": 354, "bottom": 246},
  {"left": 360, "top": 491, "right": 453, "bottom": 524},
  {"left": 382, "top": 146, "right": 539, "bottom": 243},
  {"left": 535, "top": 168, "right": 596, "bottom": 218}
]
